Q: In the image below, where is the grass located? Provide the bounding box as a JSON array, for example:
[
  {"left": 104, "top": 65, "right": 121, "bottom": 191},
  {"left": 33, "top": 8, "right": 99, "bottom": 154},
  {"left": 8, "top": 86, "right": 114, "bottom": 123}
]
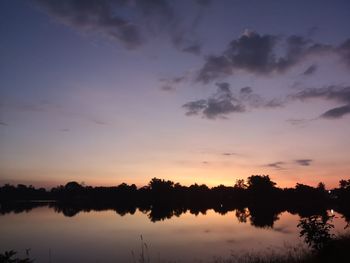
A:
[
  {"left": 1, "top": 234, "right": 349, "bottom": 262},
  {"left": 213, "top": 233, "right": 350, "bottom": 263}
]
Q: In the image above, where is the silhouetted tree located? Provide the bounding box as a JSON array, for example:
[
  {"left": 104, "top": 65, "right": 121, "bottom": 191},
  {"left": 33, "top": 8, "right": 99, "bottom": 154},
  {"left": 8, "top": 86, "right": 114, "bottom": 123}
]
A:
[
  {"left": 247, "top": 175, "right": 276, "bottom": 191},
  {"left": 234, "top": 179, "right": 247, "bottom": 189},
  {"left": 317, "top": 182, "right": 326, "bottom": 191},
  {"left": 339, "top": 179, "right": 350, "bottom": 189},
  {"left": 2, "top": 176, "right": 350, "bottom": 226},
  {"left": 0, "top": 250, "right": 33, "bottom": 263},
  {"left": 298, "top": 214, "right": 335, "bottom": 251}
]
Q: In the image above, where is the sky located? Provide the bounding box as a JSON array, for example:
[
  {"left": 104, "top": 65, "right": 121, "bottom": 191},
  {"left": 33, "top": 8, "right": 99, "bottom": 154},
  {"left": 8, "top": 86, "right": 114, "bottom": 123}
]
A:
[{"left": 1, "top": 0, "right": 350, "bottom": 188}]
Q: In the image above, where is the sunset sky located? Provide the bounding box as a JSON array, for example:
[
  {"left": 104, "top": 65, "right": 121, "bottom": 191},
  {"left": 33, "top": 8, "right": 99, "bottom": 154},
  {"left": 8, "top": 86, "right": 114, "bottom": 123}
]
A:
[{"left": 1, "top": 0, "right": 350, "bottom": 188}]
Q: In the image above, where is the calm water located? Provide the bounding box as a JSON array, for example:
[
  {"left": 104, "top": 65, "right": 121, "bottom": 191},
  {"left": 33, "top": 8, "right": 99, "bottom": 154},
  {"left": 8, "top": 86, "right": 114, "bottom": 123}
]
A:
[{"left": 0, "top": 206, "right": 348, "bottom": 262}]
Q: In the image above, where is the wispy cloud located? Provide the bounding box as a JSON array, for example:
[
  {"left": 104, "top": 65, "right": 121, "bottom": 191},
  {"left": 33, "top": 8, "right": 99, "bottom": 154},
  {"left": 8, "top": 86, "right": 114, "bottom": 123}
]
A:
[
  {"left": 295, "top": 159, "right": 313, "bottom": 166},
  {"left": 222, "top": 152, "right": 237, "bottom": 156},
  {"left": 266, "top": 162, "right": 286, "bottom": 170},
  {"left": 302, "top": 64, "right": 317, "bottom": 75},
  {"left": 2, "top": 100, "right": 108, "bottom": 126},
  {"left": 266, "top": 159, "right": 314, "bottom": 169},
  {"left": 291, "top": 85, "right": 350, "bottom": 119},
  {"left": 159, "top": 75, "right": 187, "bottom": 92},
  {"left": 35, "top": 0, "right": 207, "bottom": 53}
]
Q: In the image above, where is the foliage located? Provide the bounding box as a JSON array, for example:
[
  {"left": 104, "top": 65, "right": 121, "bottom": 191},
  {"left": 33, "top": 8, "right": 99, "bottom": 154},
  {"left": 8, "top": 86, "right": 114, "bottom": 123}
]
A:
[
  {"left": 297, "top": 215, "right": 335, "bottom": 251},
  {"left": 0, "top": 251, "right": 33, "bottom": 263},
  {"left": 247, "top": 175, "right": 276, "bottom": 191}
]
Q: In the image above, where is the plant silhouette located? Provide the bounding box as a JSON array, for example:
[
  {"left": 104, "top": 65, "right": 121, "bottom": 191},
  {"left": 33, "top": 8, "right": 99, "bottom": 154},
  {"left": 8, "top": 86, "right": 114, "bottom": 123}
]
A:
[
  {"left": 297, "top": 214, "right": 335, "bottom": 251},
  {"left": 0, "top": 250, "right": 33, "bottom": 263}
]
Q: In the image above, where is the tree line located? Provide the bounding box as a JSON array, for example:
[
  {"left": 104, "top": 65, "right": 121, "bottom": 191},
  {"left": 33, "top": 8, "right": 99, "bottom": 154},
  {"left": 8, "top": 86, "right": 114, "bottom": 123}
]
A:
[{"left": 1, "top": 175, "right": 350, "bottom": 226}]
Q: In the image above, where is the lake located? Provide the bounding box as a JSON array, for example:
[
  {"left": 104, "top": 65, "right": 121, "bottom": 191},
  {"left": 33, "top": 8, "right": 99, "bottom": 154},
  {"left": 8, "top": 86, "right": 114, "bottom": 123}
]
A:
[{"left": 0, "top": 204, "right": 349, "bottom": 262}]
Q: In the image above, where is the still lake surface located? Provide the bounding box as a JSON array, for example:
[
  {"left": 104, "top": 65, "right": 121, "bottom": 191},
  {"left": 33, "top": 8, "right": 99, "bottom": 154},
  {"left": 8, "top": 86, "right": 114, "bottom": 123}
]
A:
[{"left": 0, "top": 205, "right": 348, "bottom": 262}]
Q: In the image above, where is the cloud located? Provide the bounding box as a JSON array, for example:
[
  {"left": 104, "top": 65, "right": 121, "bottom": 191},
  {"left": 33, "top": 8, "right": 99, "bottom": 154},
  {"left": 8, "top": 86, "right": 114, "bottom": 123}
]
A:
[
  {"left": 292, "top": 86, "right": 350, "bottom": 103},
  {"left": 197, "top": 30, "right": 332, "bottom": 83},
  {"left": 91, "top": 119, "right": 108, "bottom": 125},
  {"left": 295, "top": 159, "right": 313, "bottom": 166},
  {"left": 291, "top": 85, "right": 350, "bottom": 119},
  {"left": 159, "top": 75, "right": 187, "bottom": 91},
  {"left": 35, "top": 0, "right": 143, "bottom": 49},
  {"left": 225, "top": 30, "right": 277, "bottom": 73},
  {"left": 35, "top": 0, "right": 207, "bottom": 53},
  {"left": 239, "top": 86, "right": 284, "bottom": 109},
  {"left": 240, "top": 86, "right": 253, "bottom": 94},
  {"left": 222, "top": 152, "right": 237, "bottom": 156},
  {"left": 286, "top": 118, "right": 312, "bottom": 126},
  {"left": 182, "top": 44, "right": 201, "bottom": 55},
  {"left": 337, "top": 38, "right": 350, "bottom": 67},
  {"left": 182, "top": 82, "right": 245, "bottom": 119},
  {"left": 265, "top": 159, "right": 313, "bottom": 169},
  {"left": 183, "top": 83, "right": 284, "bottom": 119},
  {"left": 3, "top": 100, "right": 108, "bottom": 126},
  {"left": 0, "top": 121, "right": 8, "bottom": 126},
  {"left": 197, "top": 55, "right": 233, "bottom": 83},
  {"left": 321, "top": 105, "right": 350, "bottom": 119},
  {"left": 266, "top": 162, "right": 285, "bottom": 170},
  {"left": 302, "top": 64, "right": 317, "bottom": 75}
]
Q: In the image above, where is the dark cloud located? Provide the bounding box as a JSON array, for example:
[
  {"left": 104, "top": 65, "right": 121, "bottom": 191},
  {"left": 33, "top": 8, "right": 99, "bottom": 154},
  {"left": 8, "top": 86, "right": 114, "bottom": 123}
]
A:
[
  {"left": 197, "top": 30, "right": 332, "bottom": 83},
  {"left": 292, "top": 86, "right": 350, "bottom": 103},
  {"left": 159, "top": 75, "right": 187, "bottom": 91},
  {"left": 292, "top": 85, "right": 350, "bottom": 119},
  {"left": 240, "top": 86, "right": 253, "bottom": 94},
  {"left": 183, "top": 82, "right": 245, "bottom": 119},
  {"left": 35, "top": 0, "right": 207, "bottom": 53},
  {"left": 225, "top": 30, "right": 277, "bottom": 73},
  {"left": 182, "top": 99, "right": 207, "bottom": 116},
  {"left": 222, "top": 152, "right": 237, "bottom": 156},
  {"left": 183, "top": 83, "right": 284, "bottom": 119},
  {"left": 263, "top": 98, "right": 285, "bottom": 108},
  {"left": 321, "top": 105, "right": 350, "bottom": 119},
  {"left": 196, "top": 55, "right": 232, "bottom": 83},
  {"left": 295, "top": 159, "right": 313, "bottom": 166},
  {"left": 266, "top": 162, "right": 285, "bottom": 170},
  {"left": 302, "top": 64, "right": 317, "bottom": 75},
  {"left": 35, "top": 0, "right": 143, "bottom": 49},
  {"left": 182, "top": 44, "right": 201, "bottom": 55},
  {"left": 238, "top": 86, "right": 284, "bottom": 109},
  {"left": 0, "top": 121, "right": 8, "bottom": 126}
]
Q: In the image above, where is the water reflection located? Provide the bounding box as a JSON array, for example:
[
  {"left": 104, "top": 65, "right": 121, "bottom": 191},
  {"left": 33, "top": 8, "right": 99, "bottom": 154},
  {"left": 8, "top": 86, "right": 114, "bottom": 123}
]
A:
[
  {"left": 1, "top": 201, "right": 349, "bottom": 229},
  {"left": 0, "top": 204, "right": 349, "bottom": 263}
]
